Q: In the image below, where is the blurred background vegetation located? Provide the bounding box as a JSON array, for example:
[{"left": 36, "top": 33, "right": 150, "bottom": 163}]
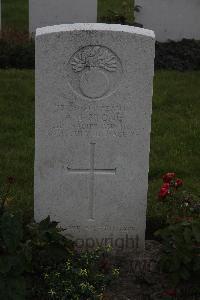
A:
[{"left": 1, "top": 0, "right": 135, "bottom": 31}]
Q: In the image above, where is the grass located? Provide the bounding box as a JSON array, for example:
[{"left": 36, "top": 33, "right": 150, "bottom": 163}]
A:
[
  {"left": 0, "top": 70, "right": 34, "bottom": 218},
  {"left": 0, "top": 69, "right": 200, "bottom": 219},
  {"left": 148, "top": 70, "right": 200, "bottom": 217},
  {"left": 1, "top": 0, "right": 134, "bottom": 31},
  {"left": 2, "top": 0, "right": 28, "bottom": 31}
]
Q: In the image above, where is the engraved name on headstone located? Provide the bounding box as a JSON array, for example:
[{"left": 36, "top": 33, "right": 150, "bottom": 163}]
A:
[{"left": 35, "top": 24, "right": 155, "bottom": 252}]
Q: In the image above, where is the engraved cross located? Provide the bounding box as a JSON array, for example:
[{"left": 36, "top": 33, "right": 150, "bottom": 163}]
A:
[{"left": 67, "top": 143, "right": 116, "bottom": 220}]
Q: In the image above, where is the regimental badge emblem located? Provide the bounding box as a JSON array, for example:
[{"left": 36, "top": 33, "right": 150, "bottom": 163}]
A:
[{"left": 67, "top": 45, "right": 123, "bottom": 100}]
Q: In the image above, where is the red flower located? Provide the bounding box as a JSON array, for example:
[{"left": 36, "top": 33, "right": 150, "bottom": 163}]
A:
[
  {"left": 163, "top": 289, "right": 177, "bottom": 297},
  {"left": 158, "top": 183, "right": 170, "bottom": 199},
  {"left": 175, "top": 178, "right": 183, "bottom": 189},
  {"left": 162, "top": 182, "right": 170, "bottom": 189},
  {"left": 162, "top": 172, "right": 176, "bottom": 183}
]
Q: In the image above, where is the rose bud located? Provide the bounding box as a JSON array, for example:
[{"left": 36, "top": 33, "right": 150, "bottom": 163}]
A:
[{"left": 162, "top": 172, "right": 176, "bottom": 183}]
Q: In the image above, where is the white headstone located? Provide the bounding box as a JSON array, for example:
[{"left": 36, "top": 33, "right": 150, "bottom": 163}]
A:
[
  {"left": 135, "top": 0, "right": 200, "bottom": 42},
  {"left": 29, "top": 0, "right": 97, "bottom": 34},
  {"left": 35, "top": 23, "right": 155, "bottom": 253}
]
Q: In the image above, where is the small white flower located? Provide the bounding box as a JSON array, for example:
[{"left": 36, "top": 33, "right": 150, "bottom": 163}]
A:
[{"left": 48, "top": 289, "right": 56, "bottom": 296}]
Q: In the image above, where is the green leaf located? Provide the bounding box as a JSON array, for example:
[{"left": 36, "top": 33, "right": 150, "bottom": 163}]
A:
[
  {"left": 183, "top": 227, "right": 192, "bottom": 244},
  {"left": 170, "top": 272, "right": 181, "bottom": 285},
  {"left": 0, "top": 212, "right": 23, "bottom": 252},
  {"left": 8, "top": 276, "right": 26, "bottom": 300},
  {"left": 0, "top": 275, "right": 25, "bottom": 300},
  {"left": 0, "top": 254, "right": 27, "bottom": 276},
  {"left": 180, "top": 266, "right": 191, "bottom": 280},
  {"left": 192, "top": 223, "right": 200, "bottom": 242},
  {"left": 21, "top": 240, "right": 32, "bottom": 264},
  {"left": 0, "top": 255, "right": 13, "bottom": 273},
  {"left": 193, "top": 257, "right": 200, "bottom": 271},
  {"left": 38, "top": 216, "right": 51, "bottom": 230},
  {"left": 181, "top": 221, "right": 191, "bottom": 226},
  {"left": 182, "top": 254, "right": 192, "bottom": 264},
  {"left": 169, "top": 257, "right": 181, "bottom": 272}
]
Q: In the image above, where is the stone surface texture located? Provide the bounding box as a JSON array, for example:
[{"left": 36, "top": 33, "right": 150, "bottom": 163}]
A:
[
  {"left": 29, "top": 0, "right": 97, "bottom": 33},
  {"left": 35, "top": 23, "right": 155, "bottom": 252},
  {"left": 135, "top": 0, "right": 200, "bottom": 42}
]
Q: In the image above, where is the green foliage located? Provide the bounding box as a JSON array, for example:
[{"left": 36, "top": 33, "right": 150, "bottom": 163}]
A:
[
  {"left": 37, "top": 249, "right": 119, "bottom": 300},
  {"left": 155, "top": 219, "right": 200, "bottom": 285},
  {"left": 0, "top": 33, "right": 34, "bottom": 69},
  {"left": 0, "top": 196, "right": 29, "bottom": 299},
  {"left": 1, "top": 69, "right": 200, "bottom": 227},
  {"left": 1, "top": 28, "right": 200, "bottom": 72},
  {"left": 2, "top": 0, "right": 28, "bottom": 31},
  {"left": 153, "top": 174, "right": 200, "bottom": 285},
  {"left": 147, "top": 181, "right": 200, "bottom": 241},
  {"left": 98, "top": 0, "right": 138, "bottom": 25},
  {"left": 163, "top": 190, "right": 199, "bottom": 223},
  {"left": 1, "top": 37, "right": 200, "bottom": 70},
  {"left": 157, "top": 174, "right": 199, "bottom": 223},
  {"left": 155, "top": 39, "right": 200, "bottom": 71},
  {"left": 0, "top": 179, "right": 29, "bottom": 299},
  {"left": 0, "top": 185, "right": 118, "bottom": 299},
  {"left": 147, "top": 70, "right": 200, "bottom": 226},
  {"left": 2, "top": 0, "right": 135, "bottom": 31},
  {"left": 0, "top": 70, "right": 34, "bottom": 219},
  {"left": 28, "top": 216, "right": 118, "bottom": 299}
]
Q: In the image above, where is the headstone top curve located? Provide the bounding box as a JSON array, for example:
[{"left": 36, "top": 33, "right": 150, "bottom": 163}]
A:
[{"left": 36, "top": 23, "right": 155, "bottom": 39}]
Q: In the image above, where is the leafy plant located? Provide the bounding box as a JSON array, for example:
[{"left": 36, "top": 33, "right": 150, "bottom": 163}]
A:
[
  {"left": 99, "top": 1, "right": 141, "bottom": 25},
  {"left": 0, "top": 177, "right": 29, "bottom": 300},
  {"left": 0, "top": 30, "right": 34, "bottom": 69},
  {"left": 146, "top": 172, "right": 198, "bottom": 241},
  {"left": 36, "top": 248, "right": 119, "bottom": 300},
  {"left": 1, "top": 33, "right": 200, "bottom": 71},
  {"left": 0, "top": 179, "right": 118, "bottom": 299},
  {"left": 157, "top": 172, "right": 200, "bottom": 223},
  {"left": 155, "top": 39, "right": 200, "bottom": 71},
  {"left": 155, "top": 173, "right": 200, "bottom": 285},
  {"left": 155, "top": 219, "right": 200, "bottom": 285},
  {"left": 152, "top": 173, "right": 200, "bottom": 286}
]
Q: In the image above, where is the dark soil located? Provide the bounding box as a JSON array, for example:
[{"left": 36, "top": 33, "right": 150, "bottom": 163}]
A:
[{"left": 104, "top": 241, "right": 199, "bottom": 300}]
